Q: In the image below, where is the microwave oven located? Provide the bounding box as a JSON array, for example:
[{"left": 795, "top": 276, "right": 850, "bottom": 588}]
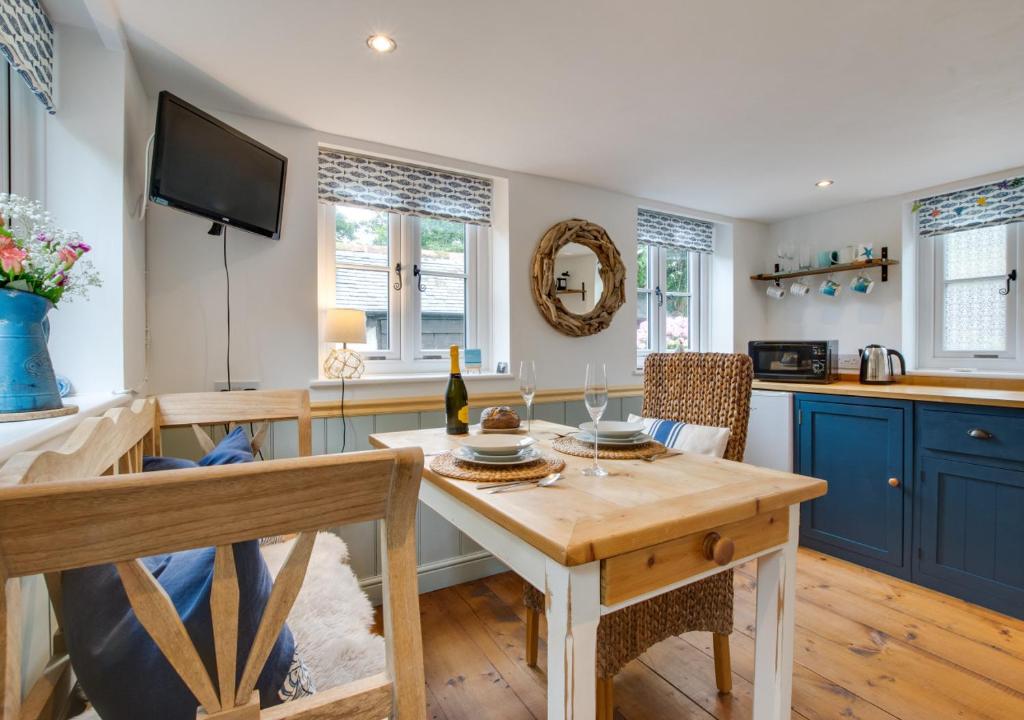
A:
[{"left": 748, "top": 340, "right": 840, "bottom": 383}]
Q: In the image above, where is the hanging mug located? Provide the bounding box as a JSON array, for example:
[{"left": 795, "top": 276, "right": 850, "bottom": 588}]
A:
[
  {"left": 819, "top": 278, "right": 842, "bottom": 297},
  {"left": 850, "top": 274, "right": 875, "bottom": 294},
  {"left": 766, "top": 285, "right": 786, "bottom": 300},
  {"left": 790, "top": 280, "right": 810, "bottom": 296}
]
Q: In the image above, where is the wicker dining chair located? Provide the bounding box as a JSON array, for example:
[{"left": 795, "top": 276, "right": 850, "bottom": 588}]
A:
[{"left": 524, "top": 352, "right": 754, "bottom": 720}]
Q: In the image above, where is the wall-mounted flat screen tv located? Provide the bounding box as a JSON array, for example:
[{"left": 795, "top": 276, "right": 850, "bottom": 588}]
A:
[{"left": 149, "top": 91, "right": 288, "bottom": 239}]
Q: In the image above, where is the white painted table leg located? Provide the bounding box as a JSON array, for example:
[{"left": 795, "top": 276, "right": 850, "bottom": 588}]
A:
[
  {"left": 544, "top": 558, "right": 600, "bottom": 720},
  {"left": 753, "top": 504, "right": 799, "bottom": 720}
]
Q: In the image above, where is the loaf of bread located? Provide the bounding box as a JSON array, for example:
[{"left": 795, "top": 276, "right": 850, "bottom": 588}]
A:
[{"left": 480, "top": 406, "right": 521, "bottom": 429}]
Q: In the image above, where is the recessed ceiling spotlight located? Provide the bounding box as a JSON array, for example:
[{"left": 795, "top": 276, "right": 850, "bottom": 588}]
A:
[
  {"left": 367, "top": 34, "right": 397, "bottom": 53},
  {"left": 815, "top": 179, "right": 834, "bottom": 188}
]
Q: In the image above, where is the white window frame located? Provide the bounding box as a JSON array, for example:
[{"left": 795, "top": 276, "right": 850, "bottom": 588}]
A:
[
  {"left": 320, "top": 204, "right": 491, "bottom": 375},
  {"left": 917, "top": 222, "right": 1022, "bottom": 371},
  {"left": 636, "top": 243, "right": 707, "bottom": 368}
]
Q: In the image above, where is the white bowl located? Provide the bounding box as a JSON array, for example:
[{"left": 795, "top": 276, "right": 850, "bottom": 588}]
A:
[
  {"left": 579, "top": 420, "right": 645, "bottom": 438},
  {"left": 459, "top": 435, "right": 536, "bottom": 456}
]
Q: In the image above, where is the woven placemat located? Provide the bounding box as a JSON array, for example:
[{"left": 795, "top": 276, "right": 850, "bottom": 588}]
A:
[
  {"left": 552, "top": 435, "right": 667, "bottom": 459},
  {"left": 429, "top": 451, "right": 565, "bottom": 482}
]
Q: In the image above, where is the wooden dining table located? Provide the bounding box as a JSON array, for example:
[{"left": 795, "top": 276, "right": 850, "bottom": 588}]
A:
[{"left": 369, "top": 420, "right": 827, "bottom": 720}]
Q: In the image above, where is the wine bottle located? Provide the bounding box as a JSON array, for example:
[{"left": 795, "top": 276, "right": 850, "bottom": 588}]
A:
[{"left": 445, "top": 344, "right": 469, "bottom": 435}]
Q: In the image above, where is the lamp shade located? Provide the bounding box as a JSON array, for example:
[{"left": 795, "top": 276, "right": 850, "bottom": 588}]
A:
[{"left": 324, "top": 308, "right": 367, "bottom": 344}]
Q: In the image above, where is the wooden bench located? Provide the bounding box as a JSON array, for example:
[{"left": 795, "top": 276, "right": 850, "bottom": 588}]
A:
[{"left": 0, "top": 390, "right": 425, "bottom": 720}]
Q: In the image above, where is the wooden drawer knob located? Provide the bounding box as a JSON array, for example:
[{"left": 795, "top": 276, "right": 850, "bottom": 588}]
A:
[
  {"left": 888, "top": 477, "right": 901, "bottom": 488},
  {"left": 702, "top": 532, "right": 735, "bottom": 565}
]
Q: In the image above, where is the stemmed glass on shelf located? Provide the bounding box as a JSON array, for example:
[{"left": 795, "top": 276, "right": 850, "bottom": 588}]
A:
[
  {"left": 519, "top": 360, "right": 537, "bottom": 435},
  {"left": 582, "top": 362, "right": 609, "bottom": 477}
]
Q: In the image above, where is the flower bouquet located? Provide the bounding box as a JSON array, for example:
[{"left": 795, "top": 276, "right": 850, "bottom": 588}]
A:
[{"left": 0, "top": 194, "right": 101, "bottom": 416}]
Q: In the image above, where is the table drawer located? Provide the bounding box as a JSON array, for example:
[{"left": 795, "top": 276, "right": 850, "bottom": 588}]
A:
[
  {"left": 918, "top": 407, "right": 1024, "bottom": 464},
  {"left": 600, "top": 509, "right": 789, "bottom": 606}
]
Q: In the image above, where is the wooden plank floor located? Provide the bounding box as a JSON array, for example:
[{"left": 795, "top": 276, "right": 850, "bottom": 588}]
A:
[{"left": 393, "top": 549, "right": 1024, "bottom": 719}]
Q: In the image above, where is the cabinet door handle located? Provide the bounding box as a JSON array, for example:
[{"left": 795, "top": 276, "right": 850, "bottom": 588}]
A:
[
  {"left": 967, "top": 428, "right": 994, "bottom": 440},
  {"left": 888, "top": 477, "right": 901, "bottom": 488}
]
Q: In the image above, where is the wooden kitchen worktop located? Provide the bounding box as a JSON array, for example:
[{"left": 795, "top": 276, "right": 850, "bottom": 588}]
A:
[{"left": 753, "top": 377, "right": 1024, "bottom": 409}]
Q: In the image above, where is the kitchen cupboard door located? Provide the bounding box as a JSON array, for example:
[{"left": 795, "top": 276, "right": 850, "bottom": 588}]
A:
[
  {"left": 917, "top": 455, "right": 1024, "bottom": 619},
  {"left": 796, "top": 396, "right": 912, "bottom": 577}
]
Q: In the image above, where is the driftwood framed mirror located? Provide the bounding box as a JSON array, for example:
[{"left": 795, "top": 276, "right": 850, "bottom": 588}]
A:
[{"left": 530, "top": 218, "right": 626, "bottom": 337}]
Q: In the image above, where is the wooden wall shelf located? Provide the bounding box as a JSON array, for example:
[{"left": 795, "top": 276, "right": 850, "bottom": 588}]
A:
[{"left": 751, "top": 247, "right": 898, "bottom": 283}]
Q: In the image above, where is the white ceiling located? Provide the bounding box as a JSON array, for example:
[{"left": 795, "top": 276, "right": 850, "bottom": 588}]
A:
[{"left": 69, "top": 1, "right": 1024, "bottom": 221}]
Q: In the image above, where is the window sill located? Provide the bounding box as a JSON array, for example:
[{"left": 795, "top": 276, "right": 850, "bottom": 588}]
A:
[
  {"left": 310, "top": 372, "right": 516, "bottom": 388},
  {"left": 911, "top": 368, "right": 1024, "bottom": 379}
]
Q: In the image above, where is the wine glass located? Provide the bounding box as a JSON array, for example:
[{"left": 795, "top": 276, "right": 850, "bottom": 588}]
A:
[
  {"left": 582, "top": 362, "right": 608, "bottom": 477},
  {"left": 519, "top": 360, "right": 537, "bottom": 434}
]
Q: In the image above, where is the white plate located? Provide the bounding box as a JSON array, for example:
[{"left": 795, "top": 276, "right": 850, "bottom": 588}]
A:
[
  {"left": 574, "top": 432, "right": 653, "bottom": 447},
  {"left": 459, "top": 435, "right": 536, "bottom": 456},
  {"left": 579, "top": 420, "right": 645, "bottom": 438},
  {"left": 454, "top": 447, "right": 541, "bottom": 466}
]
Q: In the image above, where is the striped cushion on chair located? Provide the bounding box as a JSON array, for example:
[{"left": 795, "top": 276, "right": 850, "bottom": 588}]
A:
[{"left": 627, "top": 414, "right": 731, "bottom": 457}]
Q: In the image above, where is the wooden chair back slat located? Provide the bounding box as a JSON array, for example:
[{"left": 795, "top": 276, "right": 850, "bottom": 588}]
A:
[
  {"left": 235, "top": 532, "right": 316, "bottom": 706},
  {"left": 260, "top": 673, "right": 393, "bottom": 720},
  {"left": 115, "top": 559, "right": 222, "bottom": 713},
  {"left": 1, "top": 578, "right": 19, "bottom": 720},
  {"left": 155, "top": 391, "right": 312, "bottom": 457},
  {"left": 0, "top": 399, "right": 156, "bottom": 487},
  {"left": 192, "top": 424, "right": 218, "bottom": 455},
  {"left": 212, "top": 545, "right": 240, "bottom": 710},
  {"left": 19, "top": 655, "right": 72, "bottom": 720},
  {"left": 0, "top": 454, "right": 397, "bottom": 578}
]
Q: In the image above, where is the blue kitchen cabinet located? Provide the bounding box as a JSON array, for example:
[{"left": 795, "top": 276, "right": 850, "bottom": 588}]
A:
[
  {"left": 795, "top": 394, "right": 913, "bottom": 578},
  {"left": 915, "top": 404, "right": 1024, "bottom": 618}
]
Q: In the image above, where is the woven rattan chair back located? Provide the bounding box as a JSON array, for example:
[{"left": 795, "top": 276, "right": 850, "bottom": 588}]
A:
[{"left": 641, "top": 352, "right": 753, "bottom": 462}]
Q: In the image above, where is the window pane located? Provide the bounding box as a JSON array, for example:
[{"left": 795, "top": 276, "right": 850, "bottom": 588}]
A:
[
  {"left": 335, "top": 206, "right": 389, "bottom": 267},
  {"left": 421, "top": 274, "right": 466, "bottom": 351},
  {"left": 420, "top": 218, "right": 466, "bottom": 273},
  {"left": 335, "top": 267, "right": 390, "bottom": 350},
  {"left": 943, "top": 225, "right": 1006, "bottom": 281},
  {"left": 665, "top": 248, "right": 689, "bottom": 293},
  {"left": 637, "top": 245, "right": 649, "bottom": 289},
  {"left": 666, "top": 296, "right": 690, "bottom": 351},
  {"left": 637, "top": 291, "right": 651, "bottom": 350},
  {"left": 943, "top": 279, "right": 1007, "bottom": 352}
]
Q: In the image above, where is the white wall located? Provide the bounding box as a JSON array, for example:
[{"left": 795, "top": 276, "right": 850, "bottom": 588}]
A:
[
  {"left": 765, "top": 197, "right": 904, "bottom": 359},
  {"left": 45, "top": 25, "right": 128, "bottom": 393},
  {"left": 146, "top": 110, "right": 755, "bottom": 399}
]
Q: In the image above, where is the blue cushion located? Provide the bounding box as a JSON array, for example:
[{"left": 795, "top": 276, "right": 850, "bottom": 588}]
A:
[
  {"left": 65, "top": 426, "right": 291, "bottom": 719},
  {"left": 142, "top": 426, "right": 254, "bottom": 471},
  {"left": 142, "top": 456, "right": 198, "bottom": 472},
  {"left": 198, "top": 426, "right": 254, "bottom": 466}
]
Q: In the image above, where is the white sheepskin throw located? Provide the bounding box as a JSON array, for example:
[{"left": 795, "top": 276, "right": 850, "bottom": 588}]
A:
[{"left": 261, "top": 533, "right": 386, "bottom": 691}]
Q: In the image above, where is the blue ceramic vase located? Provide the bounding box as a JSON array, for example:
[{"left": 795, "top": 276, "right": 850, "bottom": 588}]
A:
[{"left": 0, "top": 289, "right": 62, "bottom": 413}]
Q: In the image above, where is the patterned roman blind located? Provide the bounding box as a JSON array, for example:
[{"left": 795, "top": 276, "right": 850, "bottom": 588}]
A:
[
  {"left": 636, "top": 208, "right": 714, "bottom": 253},
  {"left": 0, "top": 0, "right": 54, "bottom": 114},
  {"left": 914, "top": 176, "right": 1024, "bottom": 237},
  {"left": 318, "top": 148, "right": 493, "bottom": 226}
]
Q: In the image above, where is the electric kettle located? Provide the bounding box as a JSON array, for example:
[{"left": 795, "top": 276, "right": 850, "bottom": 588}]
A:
[{"left": 859, "top": 345, "right": 906, "bottom": 384}]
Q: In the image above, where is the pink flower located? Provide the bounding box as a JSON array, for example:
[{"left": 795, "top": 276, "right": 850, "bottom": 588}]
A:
[
  {"left": 0, "top": 243, "right": 27, "bottom": 274},
  {"left": 58, "top": 247, "right": 78, "bottom": 267},
  {"left": 69, "top": 241, "right": 91, "bottom": 254}
]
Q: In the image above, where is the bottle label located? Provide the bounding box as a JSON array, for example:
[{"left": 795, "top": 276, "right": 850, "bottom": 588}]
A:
[{"left": 458, "top": 406, "right": 469, "bottom": 423}]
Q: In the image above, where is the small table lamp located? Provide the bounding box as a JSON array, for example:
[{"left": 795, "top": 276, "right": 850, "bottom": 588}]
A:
[{"left": 323, "top": 308, "right": 367, "bottom": 379}]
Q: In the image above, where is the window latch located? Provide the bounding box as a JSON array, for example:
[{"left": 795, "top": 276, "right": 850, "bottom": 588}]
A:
[
  {"left": 655, "top": 285, "right": 664, "bottom": 307},
  {"left": 999, "top": 269, "right": 1017, "bottom": 296},
  {"left": 393, "top": 262, "right": 403, "bottom": 291},
  {"left": 413, "top": 264, "right": 426, "bottom": 292}
]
